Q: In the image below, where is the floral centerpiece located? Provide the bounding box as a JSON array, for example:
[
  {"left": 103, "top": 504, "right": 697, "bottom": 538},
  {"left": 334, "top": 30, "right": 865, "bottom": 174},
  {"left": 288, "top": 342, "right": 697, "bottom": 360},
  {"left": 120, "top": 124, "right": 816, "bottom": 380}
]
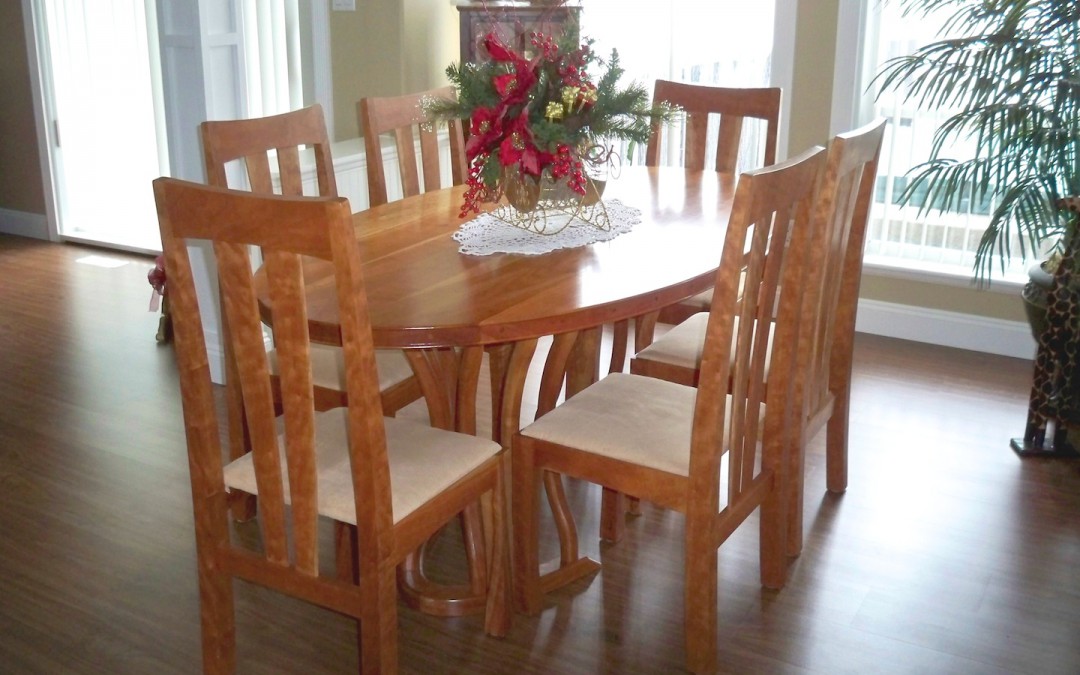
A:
[{"left": 424, "top": 29, "right": 677, "bottom": 223}]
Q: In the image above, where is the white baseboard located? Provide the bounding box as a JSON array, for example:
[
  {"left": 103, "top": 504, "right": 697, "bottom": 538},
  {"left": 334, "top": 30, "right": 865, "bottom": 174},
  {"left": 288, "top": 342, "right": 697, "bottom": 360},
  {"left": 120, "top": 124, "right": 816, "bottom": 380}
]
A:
[
  {"left": 0, "top": 208, "right": 49, "bottom": 239},
  {"left": 855, "top": 298, "right": 1036, "bottom": 360}
]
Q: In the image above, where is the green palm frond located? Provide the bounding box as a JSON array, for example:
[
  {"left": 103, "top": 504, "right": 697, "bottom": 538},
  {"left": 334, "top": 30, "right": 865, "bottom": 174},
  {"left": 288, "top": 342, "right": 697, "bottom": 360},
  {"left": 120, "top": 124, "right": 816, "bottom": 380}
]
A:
[{"left": 874, "top": 0, "right": 1080, "bottom": 280}]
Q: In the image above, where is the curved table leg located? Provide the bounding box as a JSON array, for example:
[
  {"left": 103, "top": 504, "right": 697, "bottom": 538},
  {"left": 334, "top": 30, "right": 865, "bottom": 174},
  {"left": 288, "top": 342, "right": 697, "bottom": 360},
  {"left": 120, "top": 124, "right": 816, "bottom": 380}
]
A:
[
  {"left": 486, "top": 343, "right": 513, "bottom": 443},
  {"left": 396, "top": 347, "right": 489, "bottom": 617}
]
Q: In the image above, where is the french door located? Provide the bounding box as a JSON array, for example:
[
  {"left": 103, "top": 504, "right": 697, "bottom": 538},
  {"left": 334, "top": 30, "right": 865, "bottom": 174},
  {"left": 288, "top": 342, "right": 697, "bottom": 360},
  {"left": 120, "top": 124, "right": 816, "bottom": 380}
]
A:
[{"left": 37, "top": 0, "right": 168, "bottom": 252}]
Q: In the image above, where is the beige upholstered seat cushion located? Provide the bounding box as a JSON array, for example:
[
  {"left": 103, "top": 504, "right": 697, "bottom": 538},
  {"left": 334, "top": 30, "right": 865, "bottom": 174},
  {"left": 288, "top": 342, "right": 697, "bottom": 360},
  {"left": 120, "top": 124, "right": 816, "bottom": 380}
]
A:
[
  {"left": 635, "top": 312, "right": 711, "bottom": 370},
  {"left": 520, "top": 373, "right": 703, "bottom": 476},
  {"left": 634, "top": 314, "right": 774, "bottom": 374},
  {"left": 222, "top": 409, "right": 500, "bottom": 524},
  {"left": 681, "top": 288, "right": 713, "bottom": 312},
  {"left": 268, "top": 343, "right": 414, "bottom": 392}
]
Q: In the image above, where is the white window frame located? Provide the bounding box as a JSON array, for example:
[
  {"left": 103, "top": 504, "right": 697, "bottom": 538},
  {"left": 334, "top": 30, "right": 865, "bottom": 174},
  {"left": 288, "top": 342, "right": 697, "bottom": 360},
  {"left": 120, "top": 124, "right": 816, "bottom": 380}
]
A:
[{"left": 832, "top": 0, "right": 1027, "bottom": 292}]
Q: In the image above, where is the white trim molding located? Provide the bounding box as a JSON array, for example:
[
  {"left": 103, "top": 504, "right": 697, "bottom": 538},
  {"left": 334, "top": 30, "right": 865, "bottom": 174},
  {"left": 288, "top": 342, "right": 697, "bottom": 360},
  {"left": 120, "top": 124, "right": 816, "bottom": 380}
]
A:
[
  {"left": 0, "top": 208, "right": 49, "bottom": 240},
  {"left": 22, "top": 0, "right": 61, "bottom": 242},
  {"left": 855, "top": 299, "right": 1036, "bottom": 360}
]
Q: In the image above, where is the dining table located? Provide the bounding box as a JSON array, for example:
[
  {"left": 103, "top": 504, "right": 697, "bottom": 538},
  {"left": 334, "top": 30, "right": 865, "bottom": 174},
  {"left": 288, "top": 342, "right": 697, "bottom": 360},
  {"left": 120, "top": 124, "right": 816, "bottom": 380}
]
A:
[{"left": 255, "top": 164, "right": 737, "bottom": 616}]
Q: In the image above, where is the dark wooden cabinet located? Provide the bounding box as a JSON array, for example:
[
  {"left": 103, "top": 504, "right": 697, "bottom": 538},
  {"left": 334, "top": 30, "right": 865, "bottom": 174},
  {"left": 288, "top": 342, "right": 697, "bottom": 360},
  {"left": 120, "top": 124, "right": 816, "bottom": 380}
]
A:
[{"left": 456, "top": 2, "right": 582, "bottom": 64}]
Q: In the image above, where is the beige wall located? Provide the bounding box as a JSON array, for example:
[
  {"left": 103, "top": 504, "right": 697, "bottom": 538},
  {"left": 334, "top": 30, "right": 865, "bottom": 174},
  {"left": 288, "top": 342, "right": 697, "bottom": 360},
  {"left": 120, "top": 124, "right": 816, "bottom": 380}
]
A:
[
  {"left": 330, "top": 0, "right": 405, "bottom": 141},
  {"left": 788, "top": 0, "right": 839, "bottom": 155},
  {"left": 403, "top": 0, "right": 458, "bottom": 93},
  {"left": 328, "top": 0, "right": 457, "bottom": 141},
  {"left": 0, "top": 2, "right": 46, "bottom": 216}
]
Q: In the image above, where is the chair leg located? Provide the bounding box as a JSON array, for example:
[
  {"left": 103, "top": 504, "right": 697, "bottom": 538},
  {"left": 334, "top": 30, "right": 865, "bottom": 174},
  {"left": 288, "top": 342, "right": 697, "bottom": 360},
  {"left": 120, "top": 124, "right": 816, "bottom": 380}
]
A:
[
  {"left": 786, "top": 437, "right": 806, "bottom": 558},
  {"left": 483, "top": 457, "right": 511, "bottom": 637},
  {"left": 197, "top": 564, "right": 236, "bottom": 674},
  {"left": 634, "top": 310, "right": 659, "bottom": 351},
  {"left": 359, "top": 565, "right": 398, "bottom": 675},
  {"left": 599, "top": 488, "right": 626, "bottom": 543},
  {"left": 608, "top": 320, "right": 629, "bottom": 374},
  {"left": 759, "top": 478, "right": 788, "bottom": 590},
  {"left": 826, "top": 384, "right": 850, "bottom": 493},
  {"left": 511, "top": 437, "right": 543, "bottom": 615},
  {"left": 683, "top": 519, "right": 717, "bottom": 675},
  {"left": 334, "top": 522, "right": 358, "bottom": 583}
]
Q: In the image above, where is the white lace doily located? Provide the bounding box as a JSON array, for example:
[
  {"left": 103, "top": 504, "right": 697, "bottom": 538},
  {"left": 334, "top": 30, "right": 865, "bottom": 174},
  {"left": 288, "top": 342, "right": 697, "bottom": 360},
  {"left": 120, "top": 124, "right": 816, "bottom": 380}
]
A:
[{"left": 453, "top": 199, "right": 641, "bottom": 256}]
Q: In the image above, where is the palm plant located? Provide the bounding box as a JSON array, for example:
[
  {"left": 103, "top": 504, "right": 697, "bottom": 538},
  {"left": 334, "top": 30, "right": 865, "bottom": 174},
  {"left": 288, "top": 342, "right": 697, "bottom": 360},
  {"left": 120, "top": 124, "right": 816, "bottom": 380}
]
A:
[{"left": 873, "top": 0, "right": 1080, "bottom": 282}]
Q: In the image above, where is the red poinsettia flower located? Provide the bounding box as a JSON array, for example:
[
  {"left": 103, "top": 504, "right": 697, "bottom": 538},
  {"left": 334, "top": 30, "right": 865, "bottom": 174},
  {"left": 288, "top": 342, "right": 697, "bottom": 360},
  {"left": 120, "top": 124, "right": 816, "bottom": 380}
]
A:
[
  {"left": 493, "top": 63, "right": 538, "bottom": 107},
  {"left": 465, "top": 106, "right": 504, "bottom": 161},
  {"left": 483, "top": 33, "right": 519, "bottom": 63},
  {"left": 499, "top": 111, "right": 550, "bottom": 177},
  {"left": 484, "top": 33, "right": 538, "bottom": 107},
  {"left": 493, "top": 72, "right": 522, "bottom": 99}
]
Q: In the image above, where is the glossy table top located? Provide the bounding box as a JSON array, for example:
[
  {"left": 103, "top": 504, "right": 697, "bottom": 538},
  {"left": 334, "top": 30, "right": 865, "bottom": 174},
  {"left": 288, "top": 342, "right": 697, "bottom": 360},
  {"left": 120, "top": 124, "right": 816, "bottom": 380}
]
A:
[{"left": 293, "top": 165, "right": 737, "bottom": 348}]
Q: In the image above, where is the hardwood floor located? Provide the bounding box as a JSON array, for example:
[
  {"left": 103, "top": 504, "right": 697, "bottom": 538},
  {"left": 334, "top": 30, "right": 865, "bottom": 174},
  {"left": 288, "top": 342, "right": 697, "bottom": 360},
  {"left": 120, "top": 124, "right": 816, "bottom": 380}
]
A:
[{"left": 1, "top": 233, "right": 1078, "bottom": 674}]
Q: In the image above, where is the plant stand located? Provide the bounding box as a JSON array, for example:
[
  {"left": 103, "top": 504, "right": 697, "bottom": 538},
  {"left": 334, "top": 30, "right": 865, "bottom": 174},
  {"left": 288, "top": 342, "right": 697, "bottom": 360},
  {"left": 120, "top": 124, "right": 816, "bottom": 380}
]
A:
[{"left": 1012, "top": 198, "right": 1080, "bottom": 458}]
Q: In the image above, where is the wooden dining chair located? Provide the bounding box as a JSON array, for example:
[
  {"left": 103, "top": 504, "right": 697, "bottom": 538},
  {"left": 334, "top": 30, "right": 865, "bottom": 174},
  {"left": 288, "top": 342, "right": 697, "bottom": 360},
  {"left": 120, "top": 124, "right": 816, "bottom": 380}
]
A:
[
  {"left": 511, "top": 146, "right": 826, "bottom": 675},
  {"left": 630, "top": 119, "right": 888, "bottom": 555},
  {"left": 600, "top": 82, "right": 786, "bottom": 537},
  {"left": 358, "top": 86, "right": 467, "bottom": 207},
  {"left": 154, "top": 177, "right": 509, "bottom": 673},
  {"left": 646, "top": 79, "right": 781, "bottom": 173},
  {"left": 200, "top": 104, "right": 425, "bottom": 413},
  {"left": 200, "top": 105, "right": 427, "bottom": 520},
  {"left": 647, "top": 80, "right": 782, "bottom": 328},
  {"left": 606, "top": 82, "right": 785, "bottom": 376}
]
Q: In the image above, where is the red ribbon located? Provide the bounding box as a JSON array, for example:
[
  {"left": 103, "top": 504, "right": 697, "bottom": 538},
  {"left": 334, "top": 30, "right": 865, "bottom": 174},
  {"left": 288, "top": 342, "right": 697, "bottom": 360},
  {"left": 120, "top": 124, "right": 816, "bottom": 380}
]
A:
[{"left": 148, "top": 255, "right": 166, "bottom": 311}]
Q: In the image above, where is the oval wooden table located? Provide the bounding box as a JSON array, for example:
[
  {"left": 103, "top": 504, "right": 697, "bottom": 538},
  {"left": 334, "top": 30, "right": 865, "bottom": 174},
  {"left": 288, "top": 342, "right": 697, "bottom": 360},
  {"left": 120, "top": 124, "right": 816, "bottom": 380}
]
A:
[{"left": 262, "top": 165, "right": 737, "bottom": 615}]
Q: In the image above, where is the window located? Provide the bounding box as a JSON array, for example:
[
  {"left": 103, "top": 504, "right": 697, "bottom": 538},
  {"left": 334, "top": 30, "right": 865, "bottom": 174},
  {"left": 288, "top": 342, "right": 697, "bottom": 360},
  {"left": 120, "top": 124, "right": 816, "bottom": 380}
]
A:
[
  {"left": 859, "top": 2, "right": 1031, "bottom": 283},
  {"left": 241, "top": 0, "right": 305, "bottom": 119}
]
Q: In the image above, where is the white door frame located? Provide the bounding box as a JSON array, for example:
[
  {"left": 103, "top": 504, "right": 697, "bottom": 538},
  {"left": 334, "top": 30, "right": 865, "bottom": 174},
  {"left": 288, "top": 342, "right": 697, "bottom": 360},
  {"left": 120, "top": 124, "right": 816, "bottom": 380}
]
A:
[{"left": 21, "top": 0, "right": 61, "bottom": 242}]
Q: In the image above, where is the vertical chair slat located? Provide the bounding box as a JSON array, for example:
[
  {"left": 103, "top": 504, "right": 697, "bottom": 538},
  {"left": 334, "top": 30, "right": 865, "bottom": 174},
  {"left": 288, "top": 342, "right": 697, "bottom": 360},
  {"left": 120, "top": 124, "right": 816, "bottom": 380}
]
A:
[
  {"left": 244, "top": 153, "right": 275, "bottom": 193},
  {"left": 215, "top": 240, "right": 290, "bottom": 565},
  {"left": 276, "top": 146, "right": 304, "bottom": 196},
  {"left": 684, "top": 112, "right": 708, "bottom": 170},
  {"left": 448, "top": 118, "right": 466, "bottom": 186},
  {"left": 419, "top": 125, "right": 442, "bottom": 193},
  {"left": 394, "top": 127, "right": 421, "bottom": 198},
  {"left": 265, "top": 249, "right": 320, "bottom": 576},
  {"left": 715, "top": 114, "right": 745, "bottom": 173},
  {"left": 359, "top": 86, "right": 465, "bottom": 207}
]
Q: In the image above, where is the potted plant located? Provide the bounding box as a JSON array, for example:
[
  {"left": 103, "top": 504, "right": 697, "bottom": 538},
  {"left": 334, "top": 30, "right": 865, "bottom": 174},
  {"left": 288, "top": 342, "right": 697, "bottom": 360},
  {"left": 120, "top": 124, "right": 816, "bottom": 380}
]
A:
[{"left": 873, "top": 0, "right": 1079, "bottom": 454}]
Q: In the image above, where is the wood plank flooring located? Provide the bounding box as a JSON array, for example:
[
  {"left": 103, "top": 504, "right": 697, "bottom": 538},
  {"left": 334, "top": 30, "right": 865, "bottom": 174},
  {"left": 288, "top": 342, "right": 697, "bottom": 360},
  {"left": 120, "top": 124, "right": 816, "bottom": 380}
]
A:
[{"left": 1, "top": 234, "right": 1078, "bottom": 674}]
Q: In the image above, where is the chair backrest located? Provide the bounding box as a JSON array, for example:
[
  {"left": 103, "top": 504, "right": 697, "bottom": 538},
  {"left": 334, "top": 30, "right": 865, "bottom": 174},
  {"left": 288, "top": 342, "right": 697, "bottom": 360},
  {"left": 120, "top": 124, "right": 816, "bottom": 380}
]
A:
[
  {"left": 800, "top": 119, "right": 887, "bottom": 427},
  {"left": 359, "top": 86, "right": 467, "bottom": 207},
  {"left": 200, "top": 103, "right": 338, "bottom": 197},
  {"left": 689, "top": 146, "right": 825, "bottom": 515},
  {"left": 645, "top": 79, "right": 781, "bottom": 173},
  {"left": 643, "top": 79, "right": 781, "bottom": 173},
  {"left": 154, "top": 177, "right": 390, "bottom": 577}
]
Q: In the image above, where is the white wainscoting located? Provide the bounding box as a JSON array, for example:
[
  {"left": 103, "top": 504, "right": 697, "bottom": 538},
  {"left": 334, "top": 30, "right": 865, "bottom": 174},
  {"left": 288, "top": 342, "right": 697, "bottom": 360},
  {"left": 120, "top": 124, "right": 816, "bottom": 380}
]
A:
[
  {"left": 855, "top": 298, "right": 1036, "bottom": 360},
  {"left": 321, "top": 137, "right": 456, "bottom": 213},
  {"left": 0, "top": 207, "right": 49, "bottom": 240}
]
